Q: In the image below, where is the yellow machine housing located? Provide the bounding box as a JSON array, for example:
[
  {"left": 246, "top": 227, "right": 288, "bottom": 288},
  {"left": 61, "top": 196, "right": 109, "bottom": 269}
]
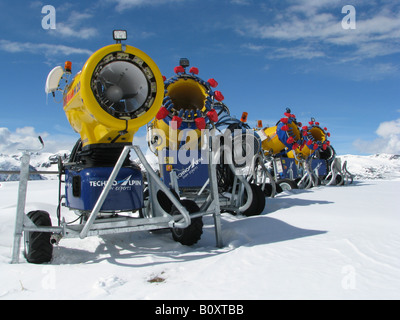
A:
[
  {"left": 152, "top": 76, "right": 209, "bottom": 151},
  {"left": 260, "top": 122, "right": 301, "bottom": 155},
  {"left": 288, "top": 125, "right": 327, "bottom": 160},
  {"left": 63, "top": 44, "right": 164, "bottom": 147}
]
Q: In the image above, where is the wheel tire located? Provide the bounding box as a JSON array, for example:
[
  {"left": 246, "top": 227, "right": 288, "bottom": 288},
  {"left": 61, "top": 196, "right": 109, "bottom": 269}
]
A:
[
  {"left": 157, "top": 189, "right": 180, "bottom": 213},
  {"left": 170, "top": 200, "right": 203, "bottom": 246},
  {"left": 263, "top": 183, "right": 273, "bottom": 197},
  {"left": 24, "top": 210, "right": 53, "bottom": 264},
  {"left": 242, "top": 184, "right": 266, "bottom": 217},
  {"left": 277, "top": 179, "right": 298, "bottom": 191}
]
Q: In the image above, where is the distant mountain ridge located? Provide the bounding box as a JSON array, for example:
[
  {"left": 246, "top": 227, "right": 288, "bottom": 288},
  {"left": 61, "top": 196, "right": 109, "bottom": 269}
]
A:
[
  {"left": 0, "top": 151, "right": 69, "bottom": 181},
  {"left": 1, "top": 151, "right": 399, "bottom": 182}
]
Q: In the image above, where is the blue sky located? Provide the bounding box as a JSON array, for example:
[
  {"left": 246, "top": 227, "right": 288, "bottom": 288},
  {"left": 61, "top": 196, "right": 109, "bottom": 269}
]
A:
[{"left": 0, "top": 0, "right": 399, "bottom": 155}]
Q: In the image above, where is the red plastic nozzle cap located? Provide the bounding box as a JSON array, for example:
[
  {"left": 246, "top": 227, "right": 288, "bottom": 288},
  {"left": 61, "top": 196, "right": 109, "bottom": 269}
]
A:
[
  {"left": 195, "top": 117, "right": 206, "bottom": 130},
  {"left": 287, "top": 137, "right": 295, "bottom": 144},
  {"left": 214, "top": 91, "right": 224, "bottom": 102},
  {"left": 171, "top": 116, "right": 183, "bottom": 130},
  {"left": 207, "top": 78, "right": 218, "bottom": 88},
  {"left": 207, "top": 109, "right": 219, "bottom": 123},
  {"left": 156, "top": 106, "right": 169, "bottom": 120},
  {"left": 189, "top": 67, "right": 199, "bottom": 75},
  {"left": 174, "top": 66, "right": 185, "bottom": 74},
  {"left": 281, "top": 118, "right": 289, "bottom": 124},
  {"left": 281, "top": 125, "right": 289, "bottom": 131}
]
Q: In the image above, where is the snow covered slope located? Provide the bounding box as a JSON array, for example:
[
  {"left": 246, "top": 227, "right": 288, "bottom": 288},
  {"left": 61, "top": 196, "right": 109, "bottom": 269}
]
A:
[
  {"left": 0, "top": 154, "right": 399, "bottom": 300},
  {"left": 339, "top": 154, "right": 400, "bottom": 180}
]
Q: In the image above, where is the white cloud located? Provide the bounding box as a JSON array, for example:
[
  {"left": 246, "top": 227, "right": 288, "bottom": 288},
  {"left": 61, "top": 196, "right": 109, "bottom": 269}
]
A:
[
  {"left": 269, "top": 45, "right": 326, "bottom": 60},
  {"left": 0, "top": 40, "right": 92, "bottom": 56},
  {"left": 237, "top": 1, "right": 400, "bottom": 61},
  {"left": 241, "top": 43, "right": 266, "bottom": 52},
  {"left": 354, "top": 119, "right": 400, "bottom": 154},
  {"left": 50, "top": 11, "right": 98, "bottom": 39},
  {"left": 110, "top": 0, "right": 185, "bottom": 11},
  {"left": 231, "top": 0, "right": 251, "bottom": 5}
]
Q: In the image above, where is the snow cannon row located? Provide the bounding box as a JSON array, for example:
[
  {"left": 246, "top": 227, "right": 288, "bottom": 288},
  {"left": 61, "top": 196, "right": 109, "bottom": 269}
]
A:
[
  {"left": 256, "top": 110, "right": 331, "bottom": 160},
  {"left": 248, "top": 109, "right": 353, "bottom": 191},
  {"left": 149, "top": 59, "right": 224, "bottom": 152}
]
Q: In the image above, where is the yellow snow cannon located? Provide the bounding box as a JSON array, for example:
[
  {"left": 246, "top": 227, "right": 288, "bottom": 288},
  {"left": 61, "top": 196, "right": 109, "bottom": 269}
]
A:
[
  {"left": 256, "top": 110, "right": 302, "bottom": 156},
  {"left": 45, "top": 31, "right": 164, "bottom": 149},
  {"left": 149, "top": 58, "right": 224, "bottom": 152},
  {"left": 287, "top": 118, "right": 331, "bottom": 160}
]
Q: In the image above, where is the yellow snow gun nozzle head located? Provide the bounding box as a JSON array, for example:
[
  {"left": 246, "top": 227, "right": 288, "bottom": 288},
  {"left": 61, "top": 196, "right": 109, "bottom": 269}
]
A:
[
  {"left": 258, "top": 112, "right": 302, "bottom": 156},
  {"left": 288, "top": 119, "right": 331, "bottom": 160},
  {"left": 150, "top": 61, "right": 225, "bottom": 151},
  {"left": 60, "top": 43, "right": 164, "bottom": 147}
]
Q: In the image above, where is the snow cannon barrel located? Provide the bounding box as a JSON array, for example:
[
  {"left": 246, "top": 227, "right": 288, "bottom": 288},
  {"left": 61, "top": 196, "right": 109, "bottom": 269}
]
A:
[
  {"left": 49, "top": 43, "right": 164, "bottom": 148},
  {"left": 288, "top": 119, "right": 331, "bottom": 159},
  {"left": 257, "top": 111, "right": 302, "bottom": 156},
  {"left": 150, "top": 59, "right": 224, "bottom": 151}
]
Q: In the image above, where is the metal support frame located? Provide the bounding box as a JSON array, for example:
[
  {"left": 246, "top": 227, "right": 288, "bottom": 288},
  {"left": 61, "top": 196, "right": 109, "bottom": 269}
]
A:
[
  {"left": 10, "top": 142, "right": 225, "bottom": 264},
  {"left": 341, "top": 160, "right": 354, "bottom": 185},
  {"left": 11, "top": 152, "right": 31, "bottom": 264},
  {"left": 247, "top": 153, "right": 277, "bottom": 198}
]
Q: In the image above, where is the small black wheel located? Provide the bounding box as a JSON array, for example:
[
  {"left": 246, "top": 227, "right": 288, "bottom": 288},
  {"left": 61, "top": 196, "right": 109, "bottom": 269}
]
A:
[
  {"left": 170, "top": 200, "right": 203, "bottom": 246},
  {"left": 24, "top": 210, "right": 53, "bottom": 264},
  {"left": 277, "top": 179, "right": 298, "bottom": 191},
  {"left": 263, "top": 183, "right": 273, "bottom": 197},
  {"left": 157, "top": 189, "right": 180, "bottom": 213},
  {"left": 242, "top": 183, "right": 266, "bottom": 217}
]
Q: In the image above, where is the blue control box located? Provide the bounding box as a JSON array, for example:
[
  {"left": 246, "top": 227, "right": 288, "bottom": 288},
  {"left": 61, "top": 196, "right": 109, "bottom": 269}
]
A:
[
  {"left": 65, "top": 167, "right": 144, "bottom": 212},
  {"left": 160, "top": 149, "right": 209, "bottom": 188}
]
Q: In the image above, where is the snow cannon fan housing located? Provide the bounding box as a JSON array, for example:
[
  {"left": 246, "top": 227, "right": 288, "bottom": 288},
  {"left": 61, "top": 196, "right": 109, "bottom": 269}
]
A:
[
  {"left": 257, "top": 111, "right": 302, "bottom": 156},
  {"left": 46, "top": 41, "right": 164, "bottom": 150},
  {"left": 150, "top": 59, "right": 225, "bottom": 152}
]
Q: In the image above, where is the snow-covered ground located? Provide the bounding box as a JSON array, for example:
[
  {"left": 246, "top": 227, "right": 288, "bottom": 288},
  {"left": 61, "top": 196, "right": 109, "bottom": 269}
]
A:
[{"left": 0, "top": 154, "right": 399, "bottom": 300}]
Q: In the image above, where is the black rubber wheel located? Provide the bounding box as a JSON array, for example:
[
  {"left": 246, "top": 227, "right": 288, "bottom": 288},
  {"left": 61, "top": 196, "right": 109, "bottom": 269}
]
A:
[
  {"left": 242, "top": 184, "right": 266, "bottom": 217},
  {"left": 24, "top": 210, "right": 53, "bottom": 264},
  {"left": 263, "top": 183, "right": 273, "bottom": 197},
  {"left": 277, "top": 179, "right": 298, "bottom": 192},
  {"left": 157, "top": 189, "right": 180, "bottom": 213},
  {"left": 170, "top": 200, "right": 203, "bottom": 246}
]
